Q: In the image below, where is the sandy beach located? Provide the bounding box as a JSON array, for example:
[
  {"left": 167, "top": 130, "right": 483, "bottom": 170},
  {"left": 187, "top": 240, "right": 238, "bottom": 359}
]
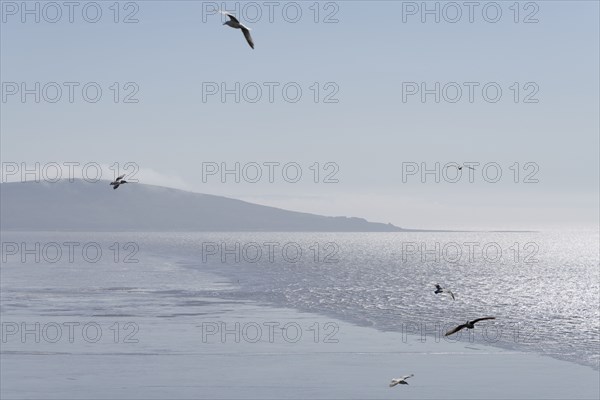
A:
[{"left": 2, "top": 296, "right": 598, "bottom": 399}]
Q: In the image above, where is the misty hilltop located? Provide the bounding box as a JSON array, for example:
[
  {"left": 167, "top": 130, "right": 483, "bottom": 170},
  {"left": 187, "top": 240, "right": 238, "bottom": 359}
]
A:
[{"left": 0, "top": 180, "right": 404, "bottom": 232}]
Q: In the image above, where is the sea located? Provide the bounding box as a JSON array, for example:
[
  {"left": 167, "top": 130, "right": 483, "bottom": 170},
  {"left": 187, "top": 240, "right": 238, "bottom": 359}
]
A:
[{"left": 1, "top": 230, "right": 598, "bottom": 370}]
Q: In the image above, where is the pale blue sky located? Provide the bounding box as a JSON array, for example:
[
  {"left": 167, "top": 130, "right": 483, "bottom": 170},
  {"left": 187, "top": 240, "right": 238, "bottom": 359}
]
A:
[{"left": 1, "top": 1, "right": 599, "bottom": 229}]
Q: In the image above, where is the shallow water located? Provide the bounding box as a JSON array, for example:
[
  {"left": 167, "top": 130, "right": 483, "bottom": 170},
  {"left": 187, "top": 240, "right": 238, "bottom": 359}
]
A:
[{"left": 1, "top": 230, "right": 598, "bottom": 370}]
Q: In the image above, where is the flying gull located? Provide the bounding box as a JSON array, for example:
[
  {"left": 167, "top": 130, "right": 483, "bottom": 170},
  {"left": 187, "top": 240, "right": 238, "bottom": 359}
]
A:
[
  {"left": 220, "top": 11, "right": 254, "bottom": 49},
  {"left": 109, "top": 174, "right": 128, "bottom": 190},
  {"left": 445, "top": 317, "right": 496, "bottom": 336},
  {"left": 389, "top": 374, "right": 414, "bottom": 387},
  {"left": 458, "top": 165, "right": 475, "bottom": 171},
  {"left": 434, "top": 284, "right": 455, "bottom": 300}
]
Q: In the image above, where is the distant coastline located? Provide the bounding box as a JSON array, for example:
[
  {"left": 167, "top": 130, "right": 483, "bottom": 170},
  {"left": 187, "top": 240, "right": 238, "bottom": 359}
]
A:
[
  {"left": 0, "top": 180, "right": 537, "bottom": 233},
  {"left": 0, "top": 180, "right": 401, "bottom": 232}
]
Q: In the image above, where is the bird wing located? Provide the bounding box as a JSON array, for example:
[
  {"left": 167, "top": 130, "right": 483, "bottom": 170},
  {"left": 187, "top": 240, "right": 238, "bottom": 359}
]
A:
[
  {"left": 447, "top": 290, "right": 456, "bottom": 300},
  {"left": 113, "top": 184, "right": 119, "bottom": 190},
  {"left": 241, "top": 26, "right": 254, "bottom": 49},
  {"left": 220, "top": 11, "right": 239, "bottom": 24},
  {"left": 445, "top": 324, "right": 466, "bottom": 336},
  {"left": 402, "top": 374, "right": 414, "bottom": 380},
  {"left": 389, "top": 380, "right": 399, "bottom": 387},
  {"left": 435, "top": 284, "right": 442, "bottom": 290},
  {"left": 116, "top": 174, "right": 125, "bottom": 181},
  {"left": 472, "top": 317, "right": 495, "bottom": 324}
]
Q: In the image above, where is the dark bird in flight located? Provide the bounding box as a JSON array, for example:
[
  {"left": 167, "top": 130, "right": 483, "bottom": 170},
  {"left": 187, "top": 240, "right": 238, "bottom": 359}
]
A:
[
  {"left": 220, "top": 11, "right": 254, "bottom": 49},
  {"left": 458, "top": 165, "right": 475, "bottom": 171},
  {"left": 389, "top": 374, "right": 414, "bottom": 387},
  {"left": 445, "top": 317, "right": 496, "bottom": 336},
  {"left": 109, "top": 174, "right": 128, "bottom": 190},
  {"left": 434, "top": 284, "right": 455, "bottom": 300}
]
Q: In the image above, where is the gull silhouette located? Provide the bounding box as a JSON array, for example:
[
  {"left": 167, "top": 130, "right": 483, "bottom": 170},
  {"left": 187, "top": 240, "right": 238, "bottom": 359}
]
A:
[
  {"left": 445, "top": 317, "right": 496, "bottom": 336},
  {"left": 109, "top": 174, "right": 128, "bottom": 190},
  {"left": 434, "top": 284, "right": 455, "bottom": 300}
]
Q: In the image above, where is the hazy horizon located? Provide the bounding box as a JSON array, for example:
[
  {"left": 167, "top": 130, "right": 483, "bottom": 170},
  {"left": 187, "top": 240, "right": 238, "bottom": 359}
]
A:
[{"left": 0, "top": 178, "right": 597, "bottom": 231}]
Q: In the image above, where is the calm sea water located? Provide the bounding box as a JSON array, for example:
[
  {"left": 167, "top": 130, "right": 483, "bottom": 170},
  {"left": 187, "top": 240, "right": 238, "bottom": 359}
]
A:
[{"left": 1, "top": 230, "right": 598, "bottom": 369}]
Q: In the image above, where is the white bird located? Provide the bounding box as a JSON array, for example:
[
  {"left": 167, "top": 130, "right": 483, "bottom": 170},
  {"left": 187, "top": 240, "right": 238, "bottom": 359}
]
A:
[
  {"left": 445, "top": 317, "right": 496, "bottom": 336},
  {"left": 389, "top": 374, "right": 414, "bottom": 387},
  {"left": 109, "top": 174, "right": 128, "bottom": 190},
  {"left": 220, "top": 11, "right": 254, "bottom": 49},
  {"left": 434, "top": 284, "right": 455, "bottom": 300}
]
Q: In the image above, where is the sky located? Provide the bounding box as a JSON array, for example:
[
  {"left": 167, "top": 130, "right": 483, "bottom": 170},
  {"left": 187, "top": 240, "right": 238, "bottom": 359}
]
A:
[{"left": 1, "top": 0, "right": 599, "bottom": 230}]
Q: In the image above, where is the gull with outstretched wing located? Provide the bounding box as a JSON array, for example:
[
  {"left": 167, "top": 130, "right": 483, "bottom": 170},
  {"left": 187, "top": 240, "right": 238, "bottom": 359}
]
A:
[
  {"left": 434, "top": 284, "right": 456, "bottom": 300},
  {"left": 220, "top": 11, "right": 254, "bottom": 49},
  {"left": 109, "top": 174, "right": 128, "bottom": 190},
  {"left": 389, "top": 374, "right": 414, "bottom": 387},
  {"left": 445, "top": 317, "right": 496, "bottom": 336}
]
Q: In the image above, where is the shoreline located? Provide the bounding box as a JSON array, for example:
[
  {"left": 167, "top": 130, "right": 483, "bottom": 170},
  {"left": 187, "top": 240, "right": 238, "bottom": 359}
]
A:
[
  {"left": 195, "top": 262, "right": 600, "bottom": 372},
  {"left": 2, "top": 296, "right": 599, "bottom": 399},
  {"left": 1, "top": 235, "right": 598, "bottom": 399}
]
